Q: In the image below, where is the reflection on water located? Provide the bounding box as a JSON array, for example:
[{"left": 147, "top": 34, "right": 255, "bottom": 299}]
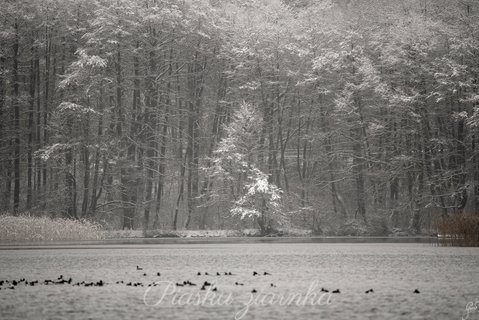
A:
[
  {"left": 0, "top": 243, "right": 478, "bottom": 320},
  {"left": 0, "top": 236, "right": 437, "bottom": 249}
]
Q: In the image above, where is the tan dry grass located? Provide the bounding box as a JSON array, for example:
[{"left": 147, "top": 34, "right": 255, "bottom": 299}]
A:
[
  {"left": 0, "top": 214, "right": 102, "bottom": 242},
  {"left": 436, "top": 213, "right": 479, "bottom": 247}
]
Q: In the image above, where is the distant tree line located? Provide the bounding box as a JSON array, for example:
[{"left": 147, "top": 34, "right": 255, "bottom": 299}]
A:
[{"left": 0, "top": 0, "right": 478, "bottom": 234}]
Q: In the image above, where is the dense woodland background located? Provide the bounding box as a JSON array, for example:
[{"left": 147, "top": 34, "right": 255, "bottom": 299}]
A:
[{"left": 1, "top": 0, "right": 478, "bottom": 235}]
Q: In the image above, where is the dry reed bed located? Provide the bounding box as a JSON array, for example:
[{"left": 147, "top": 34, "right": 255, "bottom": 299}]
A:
[
  {"left": 0, "top": 214, "right": 102, "bottom": 242},
  {"left": 436, "top": 213, "right": 479, "bottom": 247}
]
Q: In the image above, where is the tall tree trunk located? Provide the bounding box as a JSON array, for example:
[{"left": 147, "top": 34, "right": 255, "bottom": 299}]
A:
[
  {"left": 34, "top": 47, "right": 41, "bottom": 202},
  {"left": 152, "top": 48, "right": 173, "bottom": 230},
  {"left": 27, "top": 36, "right": 36, "bottom": 210},
  {"left": 454, "top": 92, "right": 467, "bottom": 212},
  {"left": 89, "top": 86, "right": 104, "bottom": 215},
  {"left": 279, "top": 95, "right": 294, "bottom": 193},
  {"left": 173, "top": 134, "right": 186, "bottom": 231},
  {"left": 81, "top": 128, "right": 90, "bottom": 217},
  {"left": 185, "top": 95, "right": 195, "bottom": 229},
  {"left": 319, "top": 96, "right": 348, "bottom": 218},
  {"left": 171, "top": 60, "right": 184, "bottom": 230},
  {"left": 12, "top": 22, "right": 21, "bottom": 214},
  {"left": 474, "top": 132, "right": 479, "bottom": 213},
  {"left": 42, "top": 26, "right": 50, "bottom": 195},
  {"left": 351, "top": 96, "right": 366, "bottom": 223},
  {"left": 0, "top": 54, "right": 6, "bottom": 209},
  {"left": 143, "top": 43, "right": 155, "bottom": 234},
  {"left": 184, "top": 52, "right": 205, "bottom": 229},
  {"left": 89, "top": 144, "right": 101, "bottom": 216},
  {"left": 116, "top": 45, "right": 134, "bottom": 230},
  {"left": 296, "top": 100, "right": 312, "bottom": 219},
  {"left": 65, "top": 132, "right": 77, "bottom": 218}
]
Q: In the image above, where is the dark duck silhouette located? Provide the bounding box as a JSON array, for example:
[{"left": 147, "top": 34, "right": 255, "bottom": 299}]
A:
[
  {"left": 136, "top": 266, "right": 143, "bottom": 271},
  {"left": 365, "top": 289, "right": 374, "bottom": 294},
  {"left": 413, "top": 289, "right": 420, "bottom": 294},
  {"left": 332, "top": 289, "right": 340, "bottom": 294}
]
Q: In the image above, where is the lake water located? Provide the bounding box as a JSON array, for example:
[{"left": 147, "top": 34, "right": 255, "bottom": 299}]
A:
[{"left": 1, "top": 242, "right": 478, "bottom": 320}]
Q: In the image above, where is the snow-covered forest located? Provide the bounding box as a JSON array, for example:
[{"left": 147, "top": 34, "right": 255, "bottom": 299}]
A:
[{"left": 1, "top": 0, "right": 478, "bottom": 235}]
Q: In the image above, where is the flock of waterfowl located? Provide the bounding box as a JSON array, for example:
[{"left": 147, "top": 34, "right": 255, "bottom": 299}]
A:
[{"left": 0, "top": 266, "right": 421, "bottom": 295}]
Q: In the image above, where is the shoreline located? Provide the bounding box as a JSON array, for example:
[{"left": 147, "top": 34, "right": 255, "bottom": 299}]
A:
[{"left": 0, "top": 236, "right": 438, "bottom": 249}]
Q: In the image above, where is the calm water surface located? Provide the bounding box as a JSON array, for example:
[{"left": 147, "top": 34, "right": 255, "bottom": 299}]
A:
[{"left": 1, "top": 242, "right": 478, "bottom": 320}]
